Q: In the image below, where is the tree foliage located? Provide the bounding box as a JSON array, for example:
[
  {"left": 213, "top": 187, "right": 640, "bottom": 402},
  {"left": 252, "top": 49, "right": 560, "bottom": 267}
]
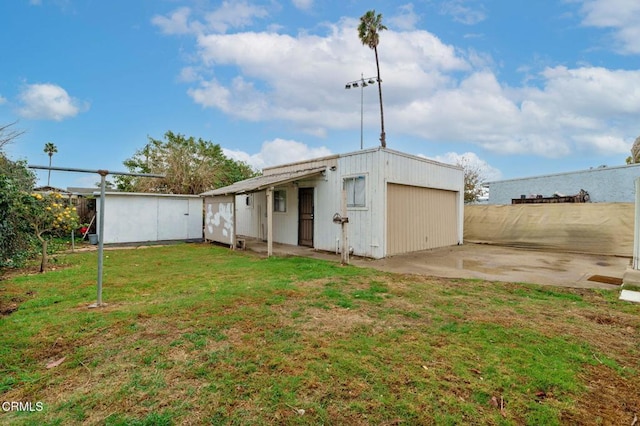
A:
[
  {"left": 2, "top": 125, "right": 78, "bottom": 274},
  {"left": 43, "top": 142, "right": 58, "bottom": 186},
  {"left": 358, "top": 10, "right": 387, "bottom": 148},
  {"left": 456, "top": 157, "right": 487, "bottom": 203},
  {"left": 116, "top": 131, "right": 257, "bottom": 194},
  {"left": 0, "top": 155, "right": 37, "bottom": 269},
  {"left": 1, "top": 123, "right": 37, "bottom": 270},
  {"left": 626, "top": 135, "right": 640, "bottom": 164},
  {"left": 21, "top": 192, "right": 79, "bottom": 272}
]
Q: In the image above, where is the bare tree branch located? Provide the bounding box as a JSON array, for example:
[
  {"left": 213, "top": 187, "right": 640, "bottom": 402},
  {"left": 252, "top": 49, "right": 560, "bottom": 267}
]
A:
[{"left": 0, "top": 121, "right": 26, "bottom": 150}]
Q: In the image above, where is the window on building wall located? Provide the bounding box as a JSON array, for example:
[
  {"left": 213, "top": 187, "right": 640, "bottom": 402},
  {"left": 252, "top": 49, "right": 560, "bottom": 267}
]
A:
[
  {"left": 344, "top": 175, "right": 366, "bottom": 207},
  {"left": 274, "top": 190, "right": 287, "bottom": 212}
]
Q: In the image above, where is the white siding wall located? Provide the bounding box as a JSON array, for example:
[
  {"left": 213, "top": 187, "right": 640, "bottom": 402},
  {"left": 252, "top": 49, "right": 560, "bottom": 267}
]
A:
[
  {"left": 271, "top": 184, "right": 298, "bottom": 245},
  {"left": 228, "top": 148, "right": 463, "bottom": 259},
  {"left": 336, "top": 150, "right": 384, "bottom": 258},
  {"left": 99, "top": 193, "right": 203, "bottom": 244}
]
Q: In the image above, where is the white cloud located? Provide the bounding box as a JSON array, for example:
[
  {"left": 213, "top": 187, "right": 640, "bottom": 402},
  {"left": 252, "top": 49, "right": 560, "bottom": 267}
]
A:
[
  {"left": 440, "top": 0, "right": 487, "bottom": 25},
  {"left": 428, "top": 151, "right": 502, "bottom": 181},
  {"left": 388, "top": 4, "right": 420, "bottom": 31},
  {"left": 204, "top": 0, "right": 269, "bottom": 33},
  {"left": 292, "top": 0, "right": 313, "bottom": 11},
  {"left": 223, "top": 139, "right": 332, "bottom": 170},
  {"left": 29, "top": 0, "right": 42, "bottom": 5},
  {"left": 153, "top": 2, "right": 269, "bottom": 35},
  {"left": 163, "top": 12, "right": 638, "bottom": 160},
  {"left": 188, "top": 20, "right": 468, "bottom": 135},
  {"left": 151, "top": 7, "right": 200, "bottom": 35},
  {"left": 177, "top": 66, "right": 200, "bottom": 83},
  {"left": 0, "top": 95, "right": 6, "bottom": 105},
  {"left": 579, "top": 0, "right": 640, "bottom": 54},
  {"left": 17, "top": 83, "right": 87, "bottom": 121}
]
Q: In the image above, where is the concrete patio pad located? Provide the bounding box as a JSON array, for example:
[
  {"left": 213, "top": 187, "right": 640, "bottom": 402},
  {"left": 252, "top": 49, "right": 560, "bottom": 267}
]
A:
[{"left": 246, "top": 240, "right": 630, "bottom": 290}]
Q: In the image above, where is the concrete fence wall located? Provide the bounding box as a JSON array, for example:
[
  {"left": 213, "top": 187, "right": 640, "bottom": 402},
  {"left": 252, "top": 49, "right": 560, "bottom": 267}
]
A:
[{"left": 464, "top": 203, "right": 634, "bottom": 257}]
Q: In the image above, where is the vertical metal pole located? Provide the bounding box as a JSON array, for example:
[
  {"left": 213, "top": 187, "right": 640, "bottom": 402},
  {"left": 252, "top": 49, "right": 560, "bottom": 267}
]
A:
[
  {"left": 634, "top": 178, "right": 640, "bottom": 269},
  {"left": 341, "top": 186, "right": 349, "bottom": 265},
  {"left": 69, "top": 196, "right": 75, "bottom": 252},
  {"left": 232, "top": 196, "right": 237, "bottom": 250},
  {"left": 266, "top": 188, "right": 273, "bottom": 257},
  {"left": 360, "top": 75, "right": 364, "bottom": 150},
  {"left": 96, "top": 171, "right": 108, "bottom": 306}
]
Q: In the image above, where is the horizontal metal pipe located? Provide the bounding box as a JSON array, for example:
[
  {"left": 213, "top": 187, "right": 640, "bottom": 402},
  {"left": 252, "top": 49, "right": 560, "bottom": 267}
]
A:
[{"left": 28, "top": 164, "right": 164, "bottom": 178}]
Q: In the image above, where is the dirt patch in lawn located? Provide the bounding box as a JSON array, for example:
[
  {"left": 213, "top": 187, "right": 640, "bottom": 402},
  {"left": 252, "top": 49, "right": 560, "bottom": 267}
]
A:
[{"left": 564, "top": 364, "right": 640, "bottom": 425}]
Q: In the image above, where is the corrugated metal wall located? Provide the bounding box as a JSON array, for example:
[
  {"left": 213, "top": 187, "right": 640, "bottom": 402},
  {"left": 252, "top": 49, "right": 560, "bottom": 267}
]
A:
[{"left": 386, "top": 184, "right": 459, "bottom": 256}]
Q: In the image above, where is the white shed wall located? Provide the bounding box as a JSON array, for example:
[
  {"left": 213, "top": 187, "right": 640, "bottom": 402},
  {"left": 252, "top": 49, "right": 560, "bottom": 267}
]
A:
[
  {"left": 223, "top": 148, "right": 463, "bottom": 259},
  {"left": 335, "top": 150, "right": 384, "bottom": 258},
  {"left": 488, "top": 163, "right": 640, "bottom": 204},
  {"left": 98, "top": 193, "right": 203, "bottom": 244}
]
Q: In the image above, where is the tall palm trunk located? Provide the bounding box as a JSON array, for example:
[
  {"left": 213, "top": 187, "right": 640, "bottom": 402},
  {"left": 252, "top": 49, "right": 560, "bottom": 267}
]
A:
[
  {"left": 374, "top": 46, "right": 386, "bottom": 148},
  {"left": 47, "top": 154, "right": 52, "bottom": 186}
]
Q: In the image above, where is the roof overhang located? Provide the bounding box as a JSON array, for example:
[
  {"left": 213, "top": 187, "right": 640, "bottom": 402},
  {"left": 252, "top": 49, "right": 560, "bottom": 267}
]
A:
[{"left": 200, "top": 166, "right": 326, "bottom": 197}]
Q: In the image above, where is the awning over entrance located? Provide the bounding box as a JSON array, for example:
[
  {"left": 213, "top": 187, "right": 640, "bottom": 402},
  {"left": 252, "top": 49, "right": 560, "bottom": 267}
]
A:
[
  {"left": 200, "top": 166, "right": 326, "bottom": 258},
  {"left": 200, "top": 166, "right": 326, "bottom": 197}
]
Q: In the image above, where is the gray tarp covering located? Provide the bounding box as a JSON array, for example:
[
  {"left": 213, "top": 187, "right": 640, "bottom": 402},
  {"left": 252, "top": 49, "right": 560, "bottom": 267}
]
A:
[{"left": 464, "top": 203, "right": 634, "bottom": 257}]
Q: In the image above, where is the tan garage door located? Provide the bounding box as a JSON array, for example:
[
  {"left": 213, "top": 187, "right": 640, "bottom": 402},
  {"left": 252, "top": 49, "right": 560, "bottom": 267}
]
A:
[{"left": 386, "top": 184, "right": 458, "bottom": 256}]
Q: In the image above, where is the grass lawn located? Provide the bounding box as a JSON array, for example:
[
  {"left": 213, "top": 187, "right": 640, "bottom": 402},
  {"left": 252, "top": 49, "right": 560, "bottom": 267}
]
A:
[{"left": 1, "top": 243, "right": 639, "bottom": 425}]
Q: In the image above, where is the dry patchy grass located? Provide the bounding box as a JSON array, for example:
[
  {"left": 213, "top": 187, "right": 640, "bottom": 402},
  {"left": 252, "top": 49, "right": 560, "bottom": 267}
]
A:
[{"left": 1, "top": 244, "right": 638, "bottom": 425}]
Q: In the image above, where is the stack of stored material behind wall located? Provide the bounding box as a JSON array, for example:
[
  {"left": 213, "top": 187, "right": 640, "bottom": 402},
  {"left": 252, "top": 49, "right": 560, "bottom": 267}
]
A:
[{"left": 464, "top": 203, "right": 633, "bottom": 257}]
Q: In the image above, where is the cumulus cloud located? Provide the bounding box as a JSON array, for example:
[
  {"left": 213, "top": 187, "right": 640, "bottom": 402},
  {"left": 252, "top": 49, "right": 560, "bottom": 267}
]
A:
[
  {"left": 17, "top": 83, "right": 87, "bottom": 121},
  {"left": 159, "top": 9, "right": 638, "bottom": 160},
  {"left": 579, "top": 0, "right": 640, "bottom": 54},
  {"left": 428, "top": 151, "right": 502, "bottom": 181},
  {"left": 292, "top": 0, "right": 313, "bottom": 11},
  {"left": 223, "top": 139, "right": 332, "bottom": 170},
  {"left": 152, "top": 1, "right": 268, "bottom": 35},
  {"left": 152, "top": 7, "right": 199, "bottom": 35},
  {"left": 440, "top": 0, "right": 487, "bottom": 25},
  {"left": 388, "top": 4, "right": 420, "bottom": 31}
]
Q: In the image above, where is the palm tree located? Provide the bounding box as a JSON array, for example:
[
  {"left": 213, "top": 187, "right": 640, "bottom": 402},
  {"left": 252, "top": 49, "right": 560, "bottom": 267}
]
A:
[
  {"left": 358, "top": 10, "right": 387, "bottom": 148},
  {"left": 43, "top": 142, "right": 57, "bottom": 186}
]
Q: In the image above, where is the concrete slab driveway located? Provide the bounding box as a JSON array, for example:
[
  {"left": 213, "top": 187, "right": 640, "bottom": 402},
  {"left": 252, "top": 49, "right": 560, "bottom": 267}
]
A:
[
  {"left": 246, "top": 240, "right": 629, "bottom": 289},
  {"left": 351, "top": 243, "right": 630, "bottom": 289}
]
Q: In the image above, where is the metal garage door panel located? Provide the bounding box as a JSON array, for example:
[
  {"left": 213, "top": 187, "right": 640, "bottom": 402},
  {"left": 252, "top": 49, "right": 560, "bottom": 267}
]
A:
[{"left": 387, "top": 184, "right": 458, "bottom": 256}]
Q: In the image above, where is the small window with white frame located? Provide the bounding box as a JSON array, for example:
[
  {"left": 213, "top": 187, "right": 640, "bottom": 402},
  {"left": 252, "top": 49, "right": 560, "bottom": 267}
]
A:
[
  {"left": 274, "top": 189, "right": 287, "bottom": 212},
  {"left": 344, "top": 175, "right": 366, "bottom": 207}
]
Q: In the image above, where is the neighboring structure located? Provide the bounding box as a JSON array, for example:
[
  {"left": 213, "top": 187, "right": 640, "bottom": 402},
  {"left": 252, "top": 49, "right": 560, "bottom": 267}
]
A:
[
  {"left": 488, "top": 163, "right": 640, "bottom": 204},
  {"left": 96, "top": 192, "right": 203, "bottom": 244},
  {"left": 201, "top": 147, "right": 464, "bottom": 259}
]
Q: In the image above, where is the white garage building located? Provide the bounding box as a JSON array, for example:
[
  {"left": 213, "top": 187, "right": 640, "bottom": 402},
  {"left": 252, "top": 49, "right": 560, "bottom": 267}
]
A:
[
  {"left": 97, "top": 192, "right": 203, "bottom": 244},
  {"left": 201, "top": 148, "right": 464, "bottom": 259}
]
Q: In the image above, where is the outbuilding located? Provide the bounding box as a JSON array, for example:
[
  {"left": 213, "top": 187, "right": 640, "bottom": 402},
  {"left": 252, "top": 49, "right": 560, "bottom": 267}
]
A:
[
  {"left": 201, "top": 147, "right": 464, "bottom": 259},
  {"left": 96, "top": 192, "right": 203, "bottom": 244}
]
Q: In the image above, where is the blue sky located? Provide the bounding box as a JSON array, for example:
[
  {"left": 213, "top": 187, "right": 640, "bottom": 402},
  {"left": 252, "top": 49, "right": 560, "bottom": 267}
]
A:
[{"left": 1, "top": 0, "right": 639, "bottom": 189}]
